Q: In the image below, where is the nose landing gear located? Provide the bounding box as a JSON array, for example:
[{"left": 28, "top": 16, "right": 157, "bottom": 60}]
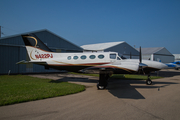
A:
[{"left": 146, "top": 75, "right": 152, "bottom": 85}]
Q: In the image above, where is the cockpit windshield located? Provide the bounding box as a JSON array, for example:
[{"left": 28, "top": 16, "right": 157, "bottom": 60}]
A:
[
  {"left": 118, "top": 53, "right": 127, "bottom": 59},
  {"left": 121, "top": 56, "right": 127, "bottom": 59},
  {"left": 110, "top": 53, "right": 127, "bottom": 60}
]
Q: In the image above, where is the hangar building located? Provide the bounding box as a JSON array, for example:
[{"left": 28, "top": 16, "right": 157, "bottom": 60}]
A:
[
  {"left": 136, "top": 47, "right": 174, "bottom": 63},
  {"left": 0, "top": 29, "right": 83, "bottom": 74},
  {"left": 81, "top": 41, "right": 139, "bottom": 59}
]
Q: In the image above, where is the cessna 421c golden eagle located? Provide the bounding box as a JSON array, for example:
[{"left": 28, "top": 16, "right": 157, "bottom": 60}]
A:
[{"left": 17, "top": 34, "right": 167, "bottom": 90}]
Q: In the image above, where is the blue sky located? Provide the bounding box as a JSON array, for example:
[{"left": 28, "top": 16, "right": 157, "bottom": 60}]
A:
[{"left": 1, "top": 0, "right": 180, "bottom": 54}]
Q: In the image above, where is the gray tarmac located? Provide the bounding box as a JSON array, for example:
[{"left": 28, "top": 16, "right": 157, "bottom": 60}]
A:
[{"left": 0, "top": 69, "right": 180, "bottom": 120}]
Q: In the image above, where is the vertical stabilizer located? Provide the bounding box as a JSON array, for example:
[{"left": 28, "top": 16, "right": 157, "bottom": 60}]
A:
[
  {"left": 22, "top": 34, "right": 53, "bottom": 61},
  {"left": 22, "top": 34, "right": 52, "bottom": 52}
]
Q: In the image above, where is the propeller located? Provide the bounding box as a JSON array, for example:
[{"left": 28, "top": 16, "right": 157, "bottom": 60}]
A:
[
  {"left": 139, "top": 46, "right": 147, "bottom": 74},
  {"left": 139, "top": 46, "right": 142, "bottom": 63},
  {"left": 130, "top": 52, "right": 132, "bottom": 59}
]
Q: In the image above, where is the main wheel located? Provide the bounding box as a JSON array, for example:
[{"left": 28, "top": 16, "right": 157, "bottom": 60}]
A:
[{"left": 97, "top": 83, "right": 106, "bottom": 90}]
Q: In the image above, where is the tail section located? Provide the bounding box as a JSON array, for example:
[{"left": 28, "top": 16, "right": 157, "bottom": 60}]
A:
[
  {"left": 22, "top": 34, "right": 53, "bottom": 61},
  {"left": 22, "top": 34, "right": 52, "bottom": 52}
]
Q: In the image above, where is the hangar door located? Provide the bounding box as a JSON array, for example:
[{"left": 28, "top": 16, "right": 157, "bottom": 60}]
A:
[{"left": 0, "top": 45, "right": 19, "bottom": 74}]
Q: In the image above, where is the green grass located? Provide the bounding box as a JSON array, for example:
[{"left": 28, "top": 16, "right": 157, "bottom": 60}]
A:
[
  {"left": 111, "top": 74, "right": 163, "bottom": 80},
  {"left": 70, "top": 72, "right": 99, "bottom": 77},
  {"left": 0, "top": 75, "right": 85, "bottom": 106},
  {"left": 70, "top": 72, "right": 163, "bottom": 80}
]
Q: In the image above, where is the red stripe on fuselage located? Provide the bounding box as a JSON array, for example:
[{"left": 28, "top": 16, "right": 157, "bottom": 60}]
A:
[{"left": 49, "top": 62, "right": 111, "bottom": 66}]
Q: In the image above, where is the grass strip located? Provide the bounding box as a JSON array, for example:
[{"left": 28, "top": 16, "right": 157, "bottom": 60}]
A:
[
  {"left": 0, "top": 75, "right": 85, "bottom": 106},
  {"left": 111, "top": 74, "right": 163, "bottom": 80},
  {"left": 70, "top": 72, "right": 163, "bottom": 80},
  {"left": 69, "top": 72, "right": 99, "bottom": 77}
]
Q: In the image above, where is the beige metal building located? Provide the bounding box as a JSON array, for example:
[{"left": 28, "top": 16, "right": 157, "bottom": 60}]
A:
[{"left": 136, "top": 47, "right": 174, "bottom": 63}]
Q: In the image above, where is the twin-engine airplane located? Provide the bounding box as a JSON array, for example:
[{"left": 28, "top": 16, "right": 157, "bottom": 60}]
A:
[
  {"left": 17, "top": 34, "right": 167, "bottom": 89},
  {"left": 165, "top": 61, "right": 180, "bottom": 70}
]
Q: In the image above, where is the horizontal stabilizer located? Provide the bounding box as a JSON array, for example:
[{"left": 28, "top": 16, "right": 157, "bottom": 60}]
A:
[
  {"left": 16, "top": 60, "right": 30, "bottom": 64},
  {"left": 16, "top": 60, "right": 47, "bottom": 65}
]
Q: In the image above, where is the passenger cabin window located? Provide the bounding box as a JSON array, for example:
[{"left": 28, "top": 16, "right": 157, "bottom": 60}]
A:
[
  {"left": 110, "top": 54, "right": 116, "bottom": 59},
  {"left": 98, "top": 55, "right": 105, "bottom": 59},
  {"left": 67, "top": 56, "right": 71, "bottom": 60},
  {"left": 89, "top": 55, "right": 96, "bottom": 59},
  {"left": 81, "top": 55, "right": 87, "bottom": 60},
  {"left": 73, "top": 56, "right": 78, "bottom": 60}
]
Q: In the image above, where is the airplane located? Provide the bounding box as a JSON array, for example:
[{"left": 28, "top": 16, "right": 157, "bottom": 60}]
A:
[
  {"left": 165, "top": 61, "right": 180, "bottom": 70},
  {"left": 17, "top": 34, "right": 167, "bottom": 90}
]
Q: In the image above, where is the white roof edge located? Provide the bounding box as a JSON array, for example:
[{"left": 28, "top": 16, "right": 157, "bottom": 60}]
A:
[{"left": 81, "top": 41, "right": 125, "bottom": 51}]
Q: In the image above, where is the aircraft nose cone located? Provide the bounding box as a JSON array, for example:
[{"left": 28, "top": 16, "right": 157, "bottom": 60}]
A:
[{"left": 160, "top": 62, "right": 168, "bottom": 69}]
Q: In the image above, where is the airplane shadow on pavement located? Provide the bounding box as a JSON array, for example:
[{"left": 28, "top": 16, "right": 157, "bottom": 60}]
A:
[
  {"left": 51, "top": 72, "right": 179, "bottom": 100},
  {"left": 107, "top": 70, "right": 180, "bottom": 99},
  {"left": 107, "top": 78, "right": 178, "bottom": 99},
  {"left": 55, "top": 77, "right": 98, "bottom": 83},
  {"left": 107, "top": 79, "right": 146, "bottom": 99},
  {"left": 155, "top": 70, "right": 180, "bottom": 77}
]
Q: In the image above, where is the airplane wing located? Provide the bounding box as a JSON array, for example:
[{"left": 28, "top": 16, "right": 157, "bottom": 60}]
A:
[
  {"left": 139, "top": 63, "right": 148, "bottom": 67},
  {"left": 83, "top": 62, "right": 139, "bottom": 74}
]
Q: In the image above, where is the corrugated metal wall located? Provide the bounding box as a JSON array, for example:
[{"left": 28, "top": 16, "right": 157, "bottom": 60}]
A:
[
  {"left": 173, "top": 54, "right": 180, "bottom": 61},
  {"left": 142, "top": 54, "right": 151, "bottom": 60},
  {"left": 154, "top": 55, "right": 174, "bottom": 63},
  {"left": 0, "top": 30, "right": 83, "bottom": 74},
  {"left": 142, "top": 54, "right": 174, "bottom": 63},
  {"left": 34, "top": 30, "right": 82, "bottom": 52},
  {"left": 0, "top": 45, "right": 25, "bottom": 74}
]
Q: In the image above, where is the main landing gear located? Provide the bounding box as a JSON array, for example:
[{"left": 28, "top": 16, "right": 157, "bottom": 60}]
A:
[
  {"left": 96, "top": 72, "right": 153, "bottom": 89},
  {"left": 146, "top": 75, "right": 152, "bottom": 85},
  {"left": 97, "top": 71, "right": 111, "bottom": 90}
]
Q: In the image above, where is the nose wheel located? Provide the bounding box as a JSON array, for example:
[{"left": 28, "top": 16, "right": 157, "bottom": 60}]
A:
[{"left": 146, "top": 75, "right": 152, "bottom": 85}]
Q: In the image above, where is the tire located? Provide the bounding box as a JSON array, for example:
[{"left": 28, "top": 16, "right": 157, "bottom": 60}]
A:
[
  {"left": 97, "top": 83, "right": 106, "bottom": 90},
  {"left": 146, "top": 79, "right": 152, "bottom": 85}
]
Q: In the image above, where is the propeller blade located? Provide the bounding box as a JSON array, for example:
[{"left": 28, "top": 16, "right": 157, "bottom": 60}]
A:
[
  {"left": 130, "top": 52, "right": 132, "bottom": 59},
  {"left": 139, "top": 46, "right": 142, "bottom": 63}
]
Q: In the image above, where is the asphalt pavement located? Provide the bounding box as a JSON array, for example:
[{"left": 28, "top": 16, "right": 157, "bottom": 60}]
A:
[{"left": 0, "top": 69, "right": 180, "bottom": 120}]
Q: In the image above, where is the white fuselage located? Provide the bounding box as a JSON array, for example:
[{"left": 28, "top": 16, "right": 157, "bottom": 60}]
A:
[{"left": 26, "top": 46, "right": 166, "bottom": 73}]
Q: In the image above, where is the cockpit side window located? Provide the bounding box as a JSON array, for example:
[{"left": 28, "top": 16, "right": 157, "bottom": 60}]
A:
[{"left": 110, "top": 54, "right": 116, "bottom": 59}]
